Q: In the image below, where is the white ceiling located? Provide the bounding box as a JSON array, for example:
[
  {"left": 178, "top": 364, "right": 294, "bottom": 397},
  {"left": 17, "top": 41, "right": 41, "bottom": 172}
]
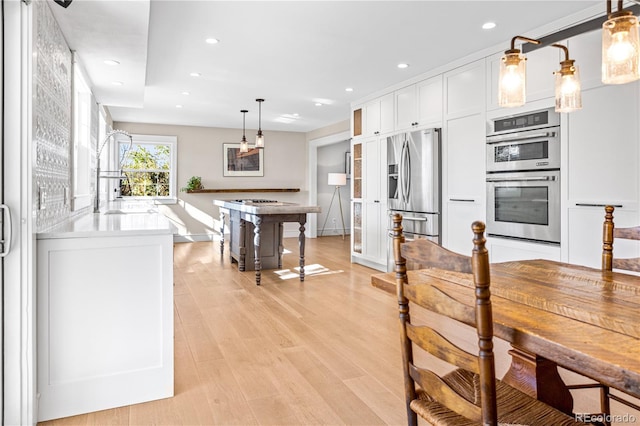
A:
[{"left": 50, "top": 0, "right": 605, "bottom": 133}]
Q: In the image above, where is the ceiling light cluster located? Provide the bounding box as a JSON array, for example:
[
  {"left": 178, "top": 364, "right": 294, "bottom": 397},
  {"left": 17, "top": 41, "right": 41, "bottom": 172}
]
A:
[
  {"left": 239, "top": 99, "right": 267, "bottom": 153},
  {"left": 498, "top": 0, "right": 640, "bottom": 113}
]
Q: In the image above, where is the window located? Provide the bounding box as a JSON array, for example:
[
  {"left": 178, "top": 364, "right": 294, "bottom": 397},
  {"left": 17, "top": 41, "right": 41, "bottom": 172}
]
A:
[
  {"left": 71, "top": 58, "right": 94, "bottom": 211},
  {"left": 118, "top": 134, "right": 177, "bottom": 202}
]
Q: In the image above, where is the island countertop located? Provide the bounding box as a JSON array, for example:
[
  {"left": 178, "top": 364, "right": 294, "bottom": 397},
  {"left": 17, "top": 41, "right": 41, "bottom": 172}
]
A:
[{"left": 213, "top": 198, "right": 321, "bottom": 215}]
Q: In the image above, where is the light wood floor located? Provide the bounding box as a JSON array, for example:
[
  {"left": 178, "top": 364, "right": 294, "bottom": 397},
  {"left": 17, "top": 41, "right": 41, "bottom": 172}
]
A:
[{"left": 39, "top": 236, "right": 409, "bottom": 425}]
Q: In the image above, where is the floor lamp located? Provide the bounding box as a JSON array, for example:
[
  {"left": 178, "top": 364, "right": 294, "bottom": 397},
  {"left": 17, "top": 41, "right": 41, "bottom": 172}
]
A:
[{"left": 320, "top": 172, "right": 347, "bottom": 239}]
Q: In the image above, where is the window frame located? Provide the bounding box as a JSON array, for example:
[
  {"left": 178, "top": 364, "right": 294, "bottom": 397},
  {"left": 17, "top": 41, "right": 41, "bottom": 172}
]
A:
[
  {"left": 117, "top": 134, "right": 178, "bottom": 204},
  {"left": 71, "top": 58, "right": 94, "bottom": 211}
]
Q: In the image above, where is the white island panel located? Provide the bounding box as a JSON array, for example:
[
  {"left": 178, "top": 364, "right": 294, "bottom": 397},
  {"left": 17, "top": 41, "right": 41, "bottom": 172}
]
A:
[{"left": 37, "top": 233, "right": 174, "bottom": 421}]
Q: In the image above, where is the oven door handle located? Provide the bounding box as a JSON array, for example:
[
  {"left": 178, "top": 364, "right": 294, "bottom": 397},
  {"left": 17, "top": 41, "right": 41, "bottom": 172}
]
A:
[
  {"left": 486, "top": 131, "right": 556, "bottom": 144},
  {"left": 486, "top": 176, "right": 557, "bottom": 182}
]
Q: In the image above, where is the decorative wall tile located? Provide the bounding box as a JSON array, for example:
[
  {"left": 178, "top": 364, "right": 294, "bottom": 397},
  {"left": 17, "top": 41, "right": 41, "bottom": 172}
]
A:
[{"left": 33, "top": 0, "right": 72, "bottom": 231}]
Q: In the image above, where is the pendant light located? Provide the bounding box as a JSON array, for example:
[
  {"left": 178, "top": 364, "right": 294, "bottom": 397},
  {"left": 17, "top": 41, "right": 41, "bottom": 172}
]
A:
[
  {"left": 498, "top": 36, "right": 540, "bottom": 107},
  {"left": 552, "top": 44, "right": 582, "bottom": 113},
  {"left": 255, "top": 98, "right": 265, "bottom": 149},
  {"left": 602, "top": 0, "right": 640, "bottom": 84},
  {"left": 239, "top": 109, "right": 249, "bottom": 153}
]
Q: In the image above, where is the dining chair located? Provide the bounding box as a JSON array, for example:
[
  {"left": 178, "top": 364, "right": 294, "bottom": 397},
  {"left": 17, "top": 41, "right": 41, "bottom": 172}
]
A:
[
  {"left": 564, "top": 205, "right": 640, "bottom": 426},
  {"left": 570, "top": 205, "right": 640, "bottom": 423},
  {"left": 391, "top": 213, "right": 585, "bottom": 425},
  {"left": 602, "top": 204, "right": 640, "bottom": 272}
]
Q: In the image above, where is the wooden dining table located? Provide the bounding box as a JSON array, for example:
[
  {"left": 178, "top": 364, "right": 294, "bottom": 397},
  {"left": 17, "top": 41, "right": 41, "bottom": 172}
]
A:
[{"left": 371, "top": 259, "right": 640, "bottom": 414}]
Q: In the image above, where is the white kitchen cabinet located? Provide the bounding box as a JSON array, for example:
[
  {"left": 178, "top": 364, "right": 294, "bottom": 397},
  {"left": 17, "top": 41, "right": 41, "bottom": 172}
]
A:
[
  {"left": 362, "top": 93, "right": 394, "bottom": 137},
  {"left": 352, "top": 136, "right": 388, "bottom": 270},
  {"left": 443, "top": 59, "right": 486, "bottom": 253},
  {"left": 446, "top": 200, "right": 485, "bottom": 255},
  {"left": 445, "top": 113, "right": 485, "bottom": 203},
  {"left": 37, "top": 232, "right": 174, "bottom": 421},
  {"left": 566, "top": 82, "right": 640, "bottom": 267},
  {"left": 394, "top": 75, "right": 443, "bottom": 130},
  {"left": 567, "top": 205, "right": 640, "bottom": 268},
  {"left": 445, "top": 59, "right": 485, "bottom": 118},
  {"left": 486, "top": 236, "right": 560, "bottom": 263}
]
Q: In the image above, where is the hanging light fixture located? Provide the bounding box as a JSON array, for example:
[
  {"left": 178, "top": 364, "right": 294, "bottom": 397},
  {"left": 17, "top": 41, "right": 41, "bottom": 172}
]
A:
[
  {"left": 602, "top": 0, "right": 640, "bottom": 84},
  {"left": 551, "top": 44, "right": 582, "bottom": 113},
  {"left": 255, "top": 98, "right": 265, "bottom": 148},
  {"left": 239, "top": 109, "right": 249, "bottom": 153},
  {"left": 498, "top": 35, "right": 541, "bottom": 107}
]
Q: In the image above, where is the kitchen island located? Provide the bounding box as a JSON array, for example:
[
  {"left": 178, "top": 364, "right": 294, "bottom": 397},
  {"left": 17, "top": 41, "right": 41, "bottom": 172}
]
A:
[
  {"left": 36, "top": 205, "right": 176, "bottom": 421},
  {"left": 214, "top": 199, "right": 321, "bottom": 285}
]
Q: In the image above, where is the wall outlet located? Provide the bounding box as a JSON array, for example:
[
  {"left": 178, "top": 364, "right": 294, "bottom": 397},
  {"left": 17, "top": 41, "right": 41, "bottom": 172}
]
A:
[{"left": 39, "top": 186, "right": 47, "bottom": 210}]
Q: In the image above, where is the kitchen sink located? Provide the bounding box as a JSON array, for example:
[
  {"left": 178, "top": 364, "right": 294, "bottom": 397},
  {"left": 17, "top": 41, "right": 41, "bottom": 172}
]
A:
[{"left": 103, "top": 208, "right": 159, "bottom": 215}]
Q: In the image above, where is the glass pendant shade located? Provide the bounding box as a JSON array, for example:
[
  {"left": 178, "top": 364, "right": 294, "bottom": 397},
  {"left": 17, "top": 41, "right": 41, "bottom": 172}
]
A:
[
  {"left": 255, "top": 98, "right": 265, "bottom": 148},
  {"left": 239, "top": 109, "right": 249, "bottom": 153},
  {"left": 240, "top": 138, "right": 249, "bottom": 153},
  {"left": 498, "top": 51, "right": 527, "bottom": 107},
  {"left": 555, "top": 65, "right": 582, "bottom": 112},
  {"left": 602, "top": 14, "right": 640, "bottom": 84}
]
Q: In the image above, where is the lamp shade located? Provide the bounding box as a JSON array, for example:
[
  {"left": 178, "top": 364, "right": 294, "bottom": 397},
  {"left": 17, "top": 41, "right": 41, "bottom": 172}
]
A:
[
  {"left": 328, "top": 173, "right": 347, "bottom": 186},
  {"left": 602, "top": 14, "right": 640, "bottom": 84}
]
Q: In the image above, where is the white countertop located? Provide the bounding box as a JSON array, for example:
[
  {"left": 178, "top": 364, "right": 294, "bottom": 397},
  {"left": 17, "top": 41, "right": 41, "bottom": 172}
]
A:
[
  {"left": 214, "top": 198, "right": 321, "bottom": 215},
  {"left": 37, "top": 203, "right": 177, "bottom": 239}
]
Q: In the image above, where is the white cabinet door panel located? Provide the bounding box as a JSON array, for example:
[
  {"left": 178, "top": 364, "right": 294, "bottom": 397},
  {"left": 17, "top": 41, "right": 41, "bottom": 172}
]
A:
[
  {"left": 446, "top": 201, "right": 484, "bottom": 255},
  {"left": 445, "top": 60, "right": 485, "bottom": 117},
  {"left": 567, "top": 83, "right": 639, "bottom": 204},
  {"left": 395, "top": 85, "right": 416, "bottom": 130},
  {"left": 568, "top": 206, "right": 640, "bottom": 268},
  {"left": 417, "top": 75, "right": 443, "bottom": 126},
  {"left": 446, "top": 113, "right": 485, "bottom": 200},
  {"left": 37, "top": 234, "right": 174, "bottom": 421}
]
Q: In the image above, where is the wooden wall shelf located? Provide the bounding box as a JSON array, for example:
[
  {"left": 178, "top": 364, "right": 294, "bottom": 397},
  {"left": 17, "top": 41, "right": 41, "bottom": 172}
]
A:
[{"left": 186, "top": 188, "right": 300, "bottom": 194}]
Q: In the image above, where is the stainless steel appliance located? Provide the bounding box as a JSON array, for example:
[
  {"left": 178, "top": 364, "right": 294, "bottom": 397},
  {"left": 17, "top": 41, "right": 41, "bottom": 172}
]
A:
[
  {"left": 486, "top": 107, "right": 560, "bottom": 172},
  {"left": 486, "top": 108, "right": 561, "bottom": 244},
  {"left": 387, "top": 128, "right": 441, "bottom": 270}
]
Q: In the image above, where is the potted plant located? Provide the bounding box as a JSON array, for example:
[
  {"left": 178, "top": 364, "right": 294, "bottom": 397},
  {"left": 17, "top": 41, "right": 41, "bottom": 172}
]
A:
[{"left": 180, "top": 176, "right": 204, "bottom": 192}]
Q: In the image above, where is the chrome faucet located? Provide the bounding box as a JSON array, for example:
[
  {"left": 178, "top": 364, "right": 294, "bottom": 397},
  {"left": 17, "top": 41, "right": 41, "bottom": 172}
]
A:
[{"left": 94, "top": 129, "right": 133, "bottom": 213}]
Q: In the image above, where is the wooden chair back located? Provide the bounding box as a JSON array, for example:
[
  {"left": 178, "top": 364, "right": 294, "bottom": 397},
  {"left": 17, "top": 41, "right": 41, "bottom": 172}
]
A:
[
  {"left": 400, "top": 235, "right": 472, "bottom": 274},
  {"left": 602, "top": 205, "right": 640, "bottom": 272},
  {"left": 392, "top": 213, "right": 497, "bottom": 425}
]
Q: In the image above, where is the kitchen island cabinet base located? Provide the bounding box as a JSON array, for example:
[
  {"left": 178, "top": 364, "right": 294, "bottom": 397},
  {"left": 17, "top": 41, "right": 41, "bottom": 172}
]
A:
[{"left": 36, "top": 233, "right": 174, "bottom": 421}]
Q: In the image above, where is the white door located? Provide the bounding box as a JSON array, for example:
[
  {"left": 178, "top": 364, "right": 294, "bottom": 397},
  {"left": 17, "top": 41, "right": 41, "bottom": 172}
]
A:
[
  {"left": 0, "top": 0, "right": 5, "bottom": 418},
  {"left": 4, "top": 0, "right": 35, "bottom": 423}
]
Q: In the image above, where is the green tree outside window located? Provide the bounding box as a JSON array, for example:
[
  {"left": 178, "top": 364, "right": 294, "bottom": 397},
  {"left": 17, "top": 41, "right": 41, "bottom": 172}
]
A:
[{"left": 119, "top": 143, "right": 171, "bottom": 197}]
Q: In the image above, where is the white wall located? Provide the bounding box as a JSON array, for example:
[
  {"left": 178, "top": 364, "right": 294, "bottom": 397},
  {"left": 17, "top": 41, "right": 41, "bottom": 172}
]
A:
[
  {"left": 317, "top": 141, "right": 351, "bottom": 237},
  {"left": 114, "top": 121, "right": 308, "bottom": 240}
]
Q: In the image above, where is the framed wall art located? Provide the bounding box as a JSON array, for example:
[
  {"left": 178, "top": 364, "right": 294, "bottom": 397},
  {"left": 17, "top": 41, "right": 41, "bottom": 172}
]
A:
[{"left": 223, "top": 143, "right": 264, "bottom": 177}]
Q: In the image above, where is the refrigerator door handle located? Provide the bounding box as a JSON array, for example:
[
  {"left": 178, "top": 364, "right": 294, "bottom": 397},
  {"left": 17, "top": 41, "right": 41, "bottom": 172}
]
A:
[
  {"left": 398, "top": 140, "right": 406, "bottom": 203},
  {"left": 401, "top": 216, "right": 428, "bottom": 222},
  {"left": 402, "top": 140, "right": 411, "bottom": 203}
]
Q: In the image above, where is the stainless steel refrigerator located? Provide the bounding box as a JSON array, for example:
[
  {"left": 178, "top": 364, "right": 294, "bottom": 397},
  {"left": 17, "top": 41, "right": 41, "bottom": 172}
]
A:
[{"left": 386, "top": 128, "right": 441, "bottom": 271}]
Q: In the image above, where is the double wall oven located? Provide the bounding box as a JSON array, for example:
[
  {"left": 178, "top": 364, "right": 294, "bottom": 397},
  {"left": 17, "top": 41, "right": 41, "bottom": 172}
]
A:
[{"left": 486, "top": 108, "right": 561, "bottom": 245}]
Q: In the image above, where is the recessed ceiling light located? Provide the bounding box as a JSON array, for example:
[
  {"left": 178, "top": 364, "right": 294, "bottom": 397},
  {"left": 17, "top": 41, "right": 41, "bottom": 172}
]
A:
[
  {"left": 315, "top": 102, "right": 323, "bottom": 106},
  {"left": 345, "top": 87, "right": 354, "bottom": 92},
  {"left": 111, "top": 81, "right": 123, "bottom": 86},
  {"left": 176, "top": 104, "right": 183, "bottom": 108},
  {"left": 482, "top": 22, "right": 497, "bottom": 30},
  {"left": 104, "top": 59, "right": 120, "bottom": 66},
  {"left": 292, "top": 113, "right": 299, "bottom": 117},
  {"left": 205, "top": 38, "right": 220, "bottom": 44},
  {"left": 181, "top": 91, "right": 190, "bottom": 95},
  {"left": 397, "top": 63, "right": 409, "bottom": 69},
  {"left": 190, "top": 72, "right": 201, "bottom": 77}
]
